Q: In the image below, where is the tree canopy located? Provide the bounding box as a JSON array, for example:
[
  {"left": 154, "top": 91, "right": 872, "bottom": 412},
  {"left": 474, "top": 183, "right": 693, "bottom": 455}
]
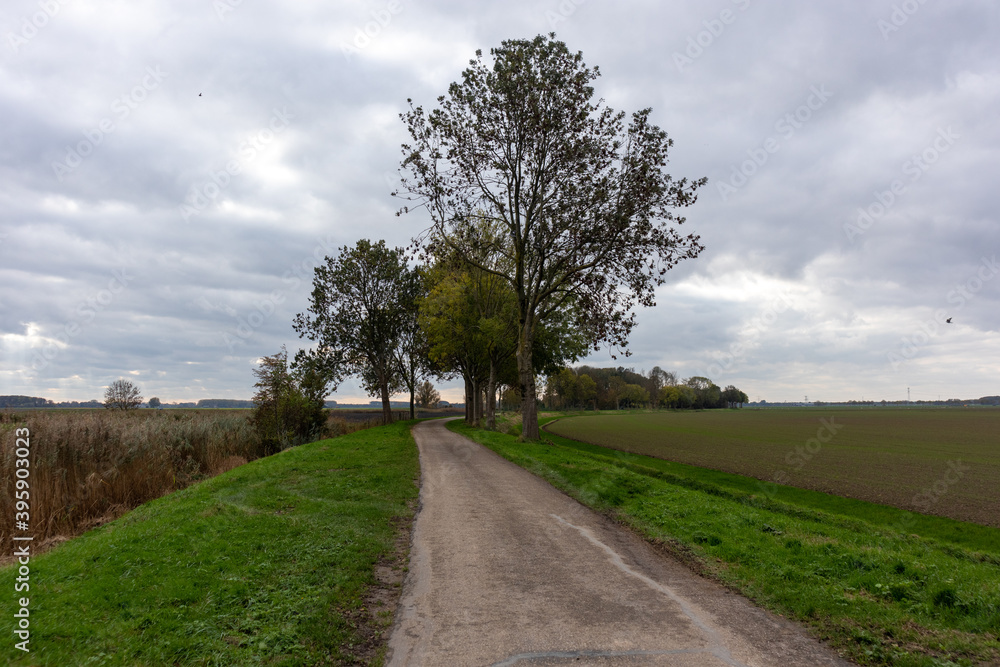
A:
[
  {"left": 293, "top": 239, "right": 420, "bottom": 424},
  {"left": 103, "top": 379, "right": 143, "bottom": 411},
  {"left": 397, "top": 34, "right": 706, "bottom": 439}
]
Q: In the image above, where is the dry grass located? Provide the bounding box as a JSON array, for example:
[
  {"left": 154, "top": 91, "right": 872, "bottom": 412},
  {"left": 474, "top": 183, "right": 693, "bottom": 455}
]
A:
[
  {"left": 0, "top": 408, "right": 384, "bottom": 550},
  {"left": 0, "top": 410, "right": 267, "bottom": 546}
]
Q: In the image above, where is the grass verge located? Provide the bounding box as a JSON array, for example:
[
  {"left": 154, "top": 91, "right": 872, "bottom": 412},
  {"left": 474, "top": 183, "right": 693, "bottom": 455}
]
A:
[
  {"left": 451, "top": 419, "right": 1000, "bottom": 667},
  {"left": 2, "top": 420, "right": 419, "bottom": 666}
]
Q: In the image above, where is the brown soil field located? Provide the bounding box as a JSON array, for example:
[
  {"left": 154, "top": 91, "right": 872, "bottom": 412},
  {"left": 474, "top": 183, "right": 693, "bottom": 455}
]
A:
[{"left": 546, "top": 408, "right": 1000, "bottom": 527}]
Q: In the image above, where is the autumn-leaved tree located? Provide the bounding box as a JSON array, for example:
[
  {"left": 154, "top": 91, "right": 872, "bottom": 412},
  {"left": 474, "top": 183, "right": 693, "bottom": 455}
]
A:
[
  {"left": 420, "top": 255, "right": 587, "bottom": 428},
  {"left": 293, "top": 239, "right": 417, "bottom": 425},
  {"left": 397, "top": 34, "right": 705, "bottom": 439},
  {"left": 419, "top": 262, "right": 493, "bottom": 426}
]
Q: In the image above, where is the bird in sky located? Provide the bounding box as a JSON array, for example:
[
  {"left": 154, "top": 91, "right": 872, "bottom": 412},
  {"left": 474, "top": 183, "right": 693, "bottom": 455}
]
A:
[
  {"left": 198, "top": 93, "right": 202, "bottom": 97},
  {"left": 946, "top": 317, "right": 953, "bottom": 323}
]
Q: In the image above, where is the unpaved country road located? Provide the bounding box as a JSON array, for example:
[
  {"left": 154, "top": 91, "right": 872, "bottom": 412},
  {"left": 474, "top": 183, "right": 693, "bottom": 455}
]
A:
[{"left": 387, "top": 419, "right": 854, "bottom": 667}]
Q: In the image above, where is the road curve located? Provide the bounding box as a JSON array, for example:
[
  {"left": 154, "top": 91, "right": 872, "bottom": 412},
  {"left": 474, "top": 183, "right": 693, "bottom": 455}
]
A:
[{"left": 387, "top": 419, "right": 854, "bottom": 667}]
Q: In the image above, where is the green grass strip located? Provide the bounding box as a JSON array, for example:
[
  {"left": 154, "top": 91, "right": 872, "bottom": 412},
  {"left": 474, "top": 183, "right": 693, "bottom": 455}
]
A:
[
  {"left": 3, "top": 421, "right": 419, "bottom": 666},
  {"left": 452, "top": 420, "right": 1000, "bottom": 667},
  {"left": 542, "top": 416, "right": 1000, "bottom": 557}
]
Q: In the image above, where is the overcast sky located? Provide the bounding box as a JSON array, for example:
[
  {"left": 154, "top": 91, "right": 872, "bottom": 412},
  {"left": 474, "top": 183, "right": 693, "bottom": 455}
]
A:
[{"left": 1, "top": 0, "right": 997, "bottom": 404}]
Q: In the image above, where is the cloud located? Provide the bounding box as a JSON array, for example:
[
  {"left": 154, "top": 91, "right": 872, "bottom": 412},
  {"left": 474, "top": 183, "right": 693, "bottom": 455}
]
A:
[{"left": 1, "top": 0, "right": 997, "bottom": 403}]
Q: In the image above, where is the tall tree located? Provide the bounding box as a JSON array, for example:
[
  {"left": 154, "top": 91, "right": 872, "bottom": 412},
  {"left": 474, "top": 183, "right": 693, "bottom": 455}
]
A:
[
  {"left": 397, "top": 34, "right": 705, "bottom": 439},
  {"left": 647, "top": 366, "right": 676, "bottom": 405},
  {"left": 437, "top": 217, "right": 523, "bottom": 429},
  {"left": 550, "top": 367, "right": 578, "bottom": 408},
  {"left": 577, "top": 373, "right": 597, "bottom": 410},
  {"left": 394, "top": 268, "right": 431, "bottom": 419},
  {"left": 621, "top": 383, "right": 650, "bottom": 408},
  {"left": 721, "top": 385, "right": 749, "bottom": 408},
  {"left": 416, "top": 380, "right": 440, "bottom": 408},
  {"left": 419, "top": 263, "right": 492, "bottom": 425},
  {"left": 293, "top": 239, "right": 416, "bottom": 425},
  {"left": 103, "top": 379, "right": 142, "bottom": 411}
]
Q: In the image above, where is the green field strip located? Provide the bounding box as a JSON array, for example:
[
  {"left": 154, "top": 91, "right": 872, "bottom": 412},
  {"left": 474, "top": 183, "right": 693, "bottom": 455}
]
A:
[{"left": 541, "top": 419, "right": 1000, "bottom": 556}]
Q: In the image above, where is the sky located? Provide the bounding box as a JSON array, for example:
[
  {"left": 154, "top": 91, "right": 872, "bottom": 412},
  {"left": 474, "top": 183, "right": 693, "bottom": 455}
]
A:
[{"left": 1, "top": 0, "right": 998, "bottom": 405}]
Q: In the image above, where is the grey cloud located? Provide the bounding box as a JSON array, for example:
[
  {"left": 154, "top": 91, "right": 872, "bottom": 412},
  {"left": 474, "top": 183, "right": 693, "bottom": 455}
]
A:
[{"left": 1, "top": 0, "right": 997, "bottom": 403}]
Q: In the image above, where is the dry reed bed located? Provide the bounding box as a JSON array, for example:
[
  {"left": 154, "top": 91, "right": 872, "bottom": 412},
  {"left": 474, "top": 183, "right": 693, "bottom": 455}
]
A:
[{"left": 0, "top": 409, "right": 381, "bottom": 547}]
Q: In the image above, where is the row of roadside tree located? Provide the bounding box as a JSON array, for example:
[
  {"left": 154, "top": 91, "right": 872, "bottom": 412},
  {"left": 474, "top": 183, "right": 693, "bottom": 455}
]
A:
[{"left": 254, "top": 35, "right": 721, "bottom": 441}]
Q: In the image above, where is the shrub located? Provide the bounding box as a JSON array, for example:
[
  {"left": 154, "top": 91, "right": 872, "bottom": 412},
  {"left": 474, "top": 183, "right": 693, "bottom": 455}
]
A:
[{"left": 250, "top": 349, "right": 329, "bottom": 452}]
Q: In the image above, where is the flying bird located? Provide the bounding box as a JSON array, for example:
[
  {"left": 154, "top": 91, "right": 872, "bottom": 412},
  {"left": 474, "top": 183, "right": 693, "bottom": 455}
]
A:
[{"left": 946, "top": 317, "right": 953, "bottom": 323}]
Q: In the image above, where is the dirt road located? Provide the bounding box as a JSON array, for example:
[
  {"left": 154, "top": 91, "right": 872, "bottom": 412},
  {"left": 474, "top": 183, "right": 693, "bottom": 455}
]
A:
[{"left": 387, "top": 419, "right": 854, "bottom": 666}]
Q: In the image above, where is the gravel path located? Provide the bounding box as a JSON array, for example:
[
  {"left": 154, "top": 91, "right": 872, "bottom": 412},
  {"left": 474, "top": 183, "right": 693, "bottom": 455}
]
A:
[{"left": 387, "top": 419, "right": 855, "bottom": 666}]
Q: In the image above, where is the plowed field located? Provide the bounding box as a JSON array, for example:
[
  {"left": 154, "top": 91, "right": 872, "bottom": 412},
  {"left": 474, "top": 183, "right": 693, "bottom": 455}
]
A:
[{"left": 546, "top": 408, "right": 1000, "bottom": 527}]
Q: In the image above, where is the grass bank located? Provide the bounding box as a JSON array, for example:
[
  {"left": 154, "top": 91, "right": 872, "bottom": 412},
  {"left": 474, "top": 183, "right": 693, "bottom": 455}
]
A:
[
  {"left": 2, "top": 420, "right": 419, "bottom": 666},
  {"left": 452, "top": 420, "right": 1000, "bottom": 667}
]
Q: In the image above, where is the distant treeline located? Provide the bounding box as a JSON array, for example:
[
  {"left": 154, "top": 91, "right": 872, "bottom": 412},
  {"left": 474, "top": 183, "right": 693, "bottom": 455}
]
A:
[
  {"left": 0, "top": 396, "right": 102, "bottom": 408},
  {"left": 536, "top": 366, "right": 749, "bottom": 411},
  {"left": 836, "top": 396, "right": 1000, "bottom": 406},
  {"left": 0, "top": 396, "right": 341, "bottom": 409},
  {"left": 194, "top": 399, "right": 256, "bottom": 409}
]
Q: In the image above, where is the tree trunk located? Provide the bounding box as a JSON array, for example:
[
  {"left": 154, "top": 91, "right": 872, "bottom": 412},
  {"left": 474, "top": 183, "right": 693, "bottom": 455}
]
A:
[
  {"left": 485, "top": 362, "right": 497, "bottom": 430},
  {"left": 471, "top": 380, "right": 483, "bottom": 426},
  {"left": 409, "top": 385, "right": 415, "bottom": 420},
  {"left": 380, "top": 380, "right": 392, "bottom": 425},
  {"left": 464, "top": 374, "right": 474, "bottom": 425},
  {"left": 516, "top": 320, "right": 539, "bottom": 441}
]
